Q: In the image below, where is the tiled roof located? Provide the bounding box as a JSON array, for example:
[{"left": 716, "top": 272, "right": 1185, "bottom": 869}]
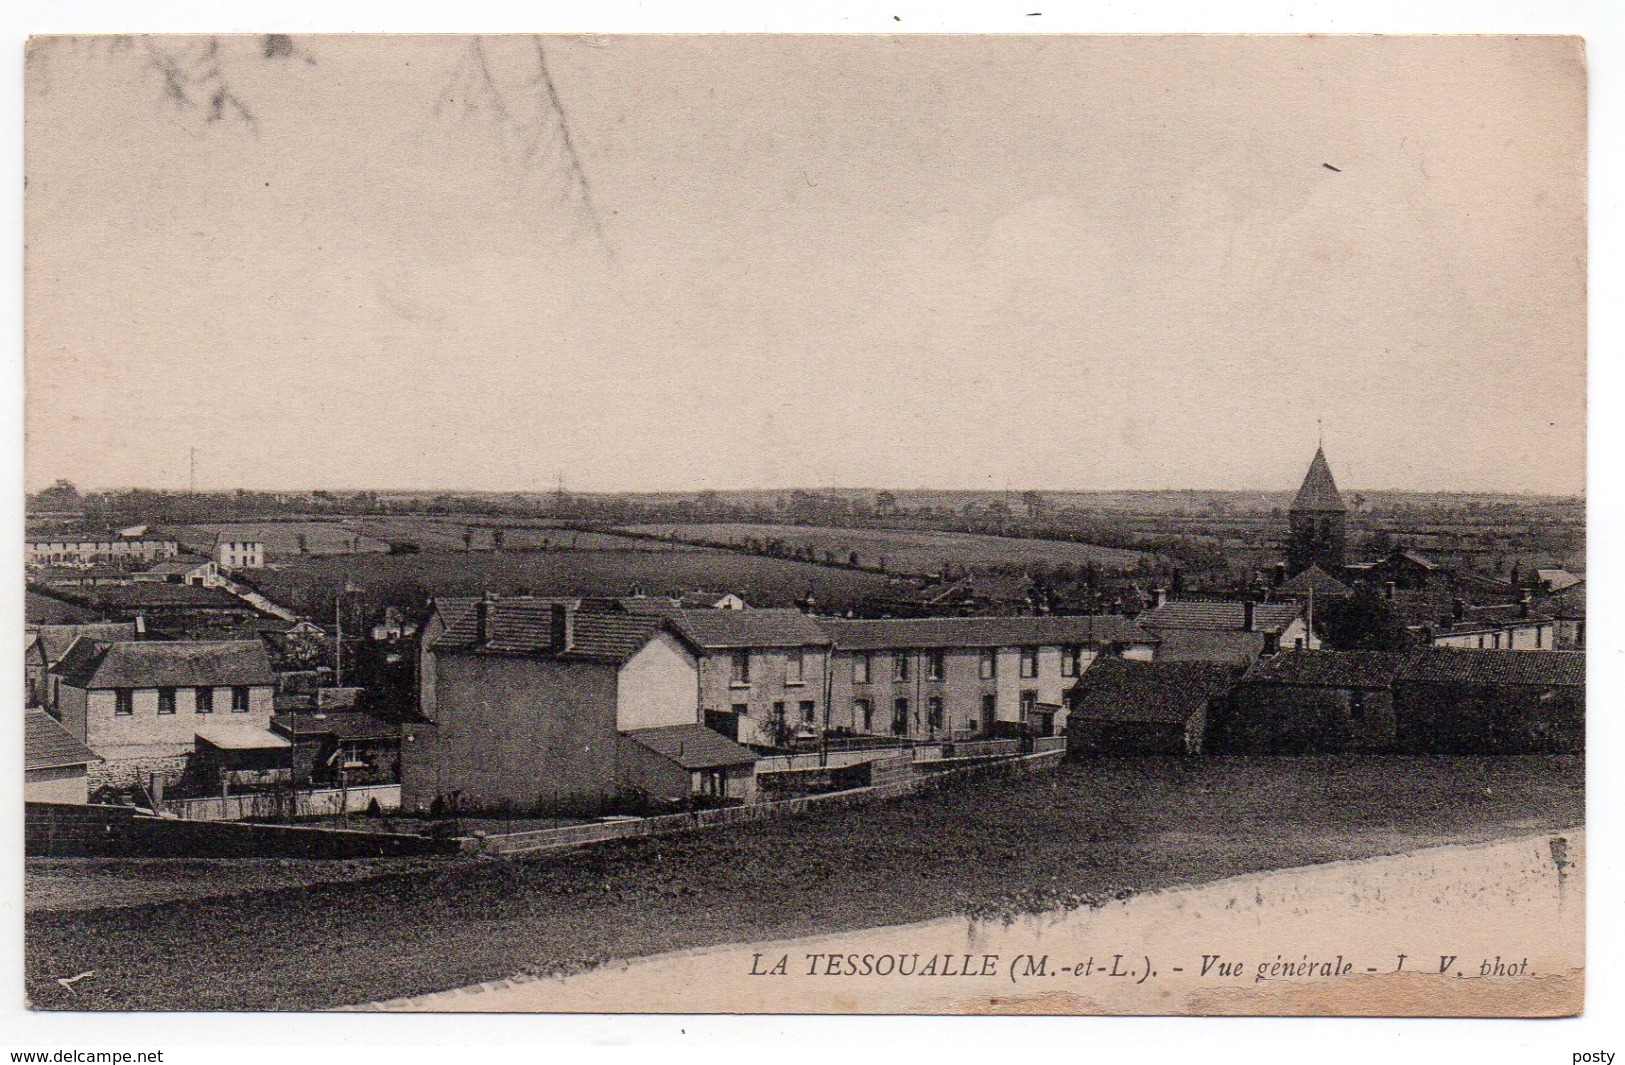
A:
[
  {"left": 25, "top": 710, "right": 100, "bottom": 770},
  {"left": 1067, "top": 659, "right": 1238, "bottom": 725},
  {"left": 818, "top": 615, "right": 1157, "bottom": 651},
  {"left": 1291, "top": 447, "right": 1347, "bottom": 513},
  {"left": 27, "top": 590, "right": 104, "bottom": 625},
  {"left": 1242, "top": 650, "right": 1413, "bottom": 689},
  {"left": 1139, "top": 600, "right": 1302, "bottom": 635},
  {"left": 56, "top": 639, "right": 275, "bottom": 690},
  {"left": 657, "top": 608, "right": 831, "bottom": 649},
  {"left": 433, "top": 597, "right": 673, "bottom": 665},
  {"left": 29, "top": 623, "right": 139, "bottom": 664},
  {"left": 76, "top": 584, "right": 250, "bottom": 610},
  {"left": 1398, "top": 649, "right": 1585, "bottom": 688},
  {"left": 1150, "top": 629, "right": 1269, "bottom": 664},
  {"left": 1277, "top": 565, "right": 1352, "bottom": 598},
  {"left": 625, "top": 723, "right": 759, "bottom": 768}
]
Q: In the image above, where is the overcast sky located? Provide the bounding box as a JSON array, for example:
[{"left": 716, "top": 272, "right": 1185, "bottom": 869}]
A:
[{"left": 25, "top": 34, "right": 1586, "bottom": 496}]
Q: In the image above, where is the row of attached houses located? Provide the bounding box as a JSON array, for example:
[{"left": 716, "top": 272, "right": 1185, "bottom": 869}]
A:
[{"left": 25, "top": 537, "right": 180, "bottom": 567}]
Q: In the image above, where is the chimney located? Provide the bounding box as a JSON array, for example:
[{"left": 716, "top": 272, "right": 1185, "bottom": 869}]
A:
[
  {"left": 1385, "top": 581, "right": 1396, "bottom": 601},
  {"left": 134, "top": 613, "right": 147, "bottom": 636},
  {"left": 1519, "top": 591, "right": 1532, "bottom": 619},
  {"left": 475, "top": 599, "right": 491, "bottom": 645},
  {"left": 1273, "top": 562, "right": 1287, "bottom": 587},
  {"left": 1452, "top": 598, "right": 1466, "bottom": 623},
  {"left": 1153, "top": 587, "right": 1167, "bottom": 609},
  {"left": 551, "top": 602, "right": 574, "bottom": 652},
  {"left": 1243, "top": 600, "right": 1256, "bottom": 632}
]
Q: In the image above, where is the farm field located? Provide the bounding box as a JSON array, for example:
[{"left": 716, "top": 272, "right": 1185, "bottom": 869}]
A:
[
  {"left": 26, "top": 754, "right": 1582, "bottom": 1011},
  {"left": 166, "top": 521, "right": 391, "bottom": 559},
  {"left": 622, "top": 522, "right": 1147, "bottom": 573},
  {"left": 348, "top": 517, "right": 710, "bottom": 554},
  {"left": 250, "top": 548, "right": 895, "bottom": 616}
]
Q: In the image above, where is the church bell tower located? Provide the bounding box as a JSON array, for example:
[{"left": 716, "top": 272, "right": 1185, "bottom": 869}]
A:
[{"left": 1287, "top": 446, "right": 1348, "bottom": 575}]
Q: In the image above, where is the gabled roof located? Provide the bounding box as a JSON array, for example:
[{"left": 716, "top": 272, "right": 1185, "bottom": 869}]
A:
[
  {"left": 141, "top": 557, "right": 216, "bottom": 575},
  {"left": 1139, "top": 600, "right": 1302, "bottom": 635},
  {"left": 625, "top": 723, "right": 759, "bottom": 768},
  {"left": 26, "top": 589, "right": 104, "bottom": 625},
  {"left": 25, "top": 709, "right": 101, "bottom": 771},
  {"left": 1291, "top": 447, "right": 1347, "bottom": 513},
  {"left": 817, "top": 615, "right": 1157, "bottom": 652},
  {"left": 30, "top": 623, "right": 139, "bottom": 665},
  {"left": 1276, "top": 565, "right": 1352, "bottom": 598},
  {"left": 1398, "top": 649, "right": 1585, "bottom": 688},
  {"left": 1067, "top": 659, "right": 1238, "bottom": 725},
  {"left": 1242, "top": 649, "right": 1413, "bottom": 689},
  {"left": 1535, "top": 569, "right": 1584, "bottom": 592},
  {"left": 1150, "top": 629, "right": 1269, "bottom": 665},
  {"left": 56, "top": 639, "right": 275, "bottom": 690},
  {"left": 627, "top": 606, "right": 831, "bottom": 649}
]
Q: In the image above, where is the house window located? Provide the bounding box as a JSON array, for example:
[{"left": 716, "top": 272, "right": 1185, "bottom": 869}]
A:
[
  {"left": 979, "top": 650, "right": 997, "bottom": 679},
  {"left": 772, "top": 701, "right": 786, "bottom": 723},
  {"left": 853, "top": 653, "right": 871, "bottom": 684},
  {"left": 800, "top": 700, "right": 816, "bottom": 724},
  {"left": 115, "top": 689, "right": 133, "bottom": 716},
  {"left": 731, "top": 702, "right": 748, "bottom": 718},
  {"left": 1061, "top": 646, "right": 1081, "bottom": 677},
  {"left": 195, "top": 686, "right": 214, "bottom": 714},
  {"left": 926, "top": 651, "right": 945, "bottom": 680},
  {"left": 786, "top": 650, "right": 805, "bottom": 685},
  {"left": 981, "top": 693, "right": 997, "bottom": 728},
  {"left": 157, "top": 687, "right": 177, "bottom": 715},
  {"left": 893, "top": 653, "right": 910, "bottom": 682},
  {"left": 855, "top": 698, "right": 873, "bottom": 732},
  {"left": 1020, "top": 649, "right": 1038, "bottom": 678},
  {"left": 232, "top": 686, "right": 251, "bottom": 713},
  {"left": 927, "top": 696, "right": 944, "bottom": 730},
  {"left": 730, "top": 651, "right": 752, "bottom": 685},
  {"left": 1020, "top": 690, "right": 1038, "bottom": 715},
  {"left": 892, "top": 698, "right": 910, "bottom": 735}
]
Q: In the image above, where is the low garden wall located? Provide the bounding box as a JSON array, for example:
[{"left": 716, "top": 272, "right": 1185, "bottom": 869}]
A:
[
  {"left": 25, "top": 801, "right": 462, "bottom": 859},
  {"left": 475, "top": 748, "right": 1064, "bottom": 857},
  {"left": 162, "top": 784, "right": 401, "bottom": 822}
]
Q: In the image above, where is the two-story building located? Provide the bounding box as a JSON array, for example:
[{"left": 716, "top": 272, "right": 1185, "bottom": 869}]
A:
[
  {"left": 214, "top": 536, "right": 265, "bottom": 570},
  {"left": 819, "top": 615, "right": 1158, "bottom": 740},
  {"left": 52, "top": 638, "right": 278, "bottom": 789},
  {"left": 405, "top": 598, "right": 756, "bottom": 813},
  {"left": 26, "top": 621, "right": 140, "bottom": 709},
  {"left": 620, "top": 601, "right": 833, "bottom": 748}
]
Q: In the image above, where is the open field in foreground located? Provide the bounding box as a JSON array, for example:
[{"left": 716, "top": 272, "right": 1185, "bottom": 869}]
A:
[
  {"left": 624, "top": 522, "right": 1146, "bottom": 572},
  {"left": 26, "top": 755, "right": 1581, "bottom": 1012}
]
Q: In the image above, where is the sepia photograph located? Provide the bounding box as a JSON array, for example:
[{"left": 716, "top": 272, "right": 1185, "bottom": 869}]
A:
[{"left": 18, "top": 29, "right": 1589, "bottom": 1025}]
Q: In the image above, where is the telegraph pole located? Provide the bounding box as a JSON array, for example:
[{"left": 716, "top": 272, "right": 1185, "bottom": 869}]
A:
[{"left": 188, "top": 447, "right": 197, "bottom": 494}]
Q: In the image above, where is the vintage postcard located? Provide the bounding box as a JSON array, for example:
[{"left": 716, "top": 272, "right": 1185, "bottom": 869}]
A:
[{"left": 21, "top": 34, "right": 1585, "bottom": 1017}]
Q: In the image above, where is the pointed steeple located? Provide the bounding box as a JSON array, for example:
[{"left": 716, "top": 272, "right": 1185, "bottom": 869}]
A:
[{"left": 1291, "top": 447, "right": 1346, "bottom": 514}]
